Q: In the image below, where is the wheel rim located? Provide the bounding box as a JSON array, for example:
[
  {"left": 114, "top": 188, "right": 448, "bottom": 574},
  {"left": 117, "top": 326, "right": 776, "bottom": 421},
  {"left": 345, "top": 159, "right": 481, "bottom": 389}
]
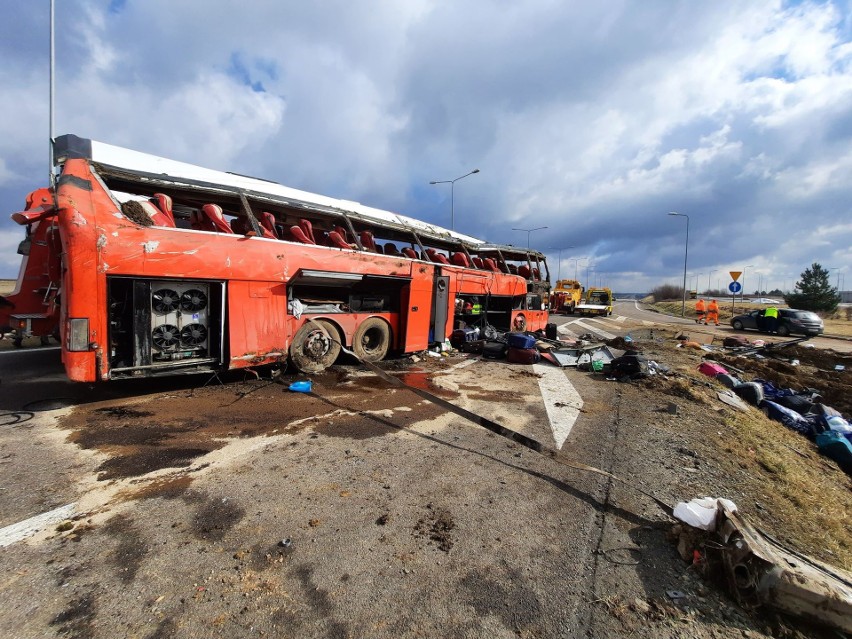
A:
[
  {"left": 360, "top": 326, "right": 384, "bottom": 355},
  {"left": 304, "top": 329, "right": 332, "bottom": 360}
]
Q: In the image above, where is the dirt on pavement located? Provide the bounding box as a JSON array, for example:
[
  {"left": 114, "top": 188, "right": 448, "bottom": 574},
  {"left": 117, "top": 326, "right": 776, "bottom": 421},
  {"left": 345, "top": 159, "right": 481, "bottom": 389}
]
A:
[{"left": 0, "top": 328, "right": 850, "bottom": 638}]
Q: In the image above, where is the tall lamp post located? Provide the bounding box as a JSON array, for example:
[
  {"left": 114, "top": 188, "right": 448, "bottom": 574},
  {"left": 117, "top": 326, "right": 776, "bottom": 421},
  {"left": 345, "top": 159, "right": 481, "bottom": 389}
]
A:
[
  {"left": 512, "top": 226, "right": 548, "bottom": 248},
  {"left": 668, "top": 212, "right": 689, "bottom": 317},
  {"left": 429, "top": 169, "right": 479, "bottom": 231},
  {"left": 570, "top": 258, "right": 587, "bottom": 282},
  {"left": 708, "top": 270, "right": 716, "bottom": 295},
  {"left": 742, "top": 264, "right": 754, "bottom": 307},
  {"left": 550, "top": 246, "right": 575, "bottom": 280}
]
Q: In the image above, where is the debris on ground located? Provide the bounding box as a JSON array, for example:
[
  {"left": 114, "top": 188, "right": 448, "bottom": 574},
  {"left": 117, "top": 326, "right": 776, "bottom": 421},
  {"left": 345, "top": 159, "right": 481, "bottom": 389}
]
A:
[{"left": 672, "top": 499, "right": 852, "bottom": 634}]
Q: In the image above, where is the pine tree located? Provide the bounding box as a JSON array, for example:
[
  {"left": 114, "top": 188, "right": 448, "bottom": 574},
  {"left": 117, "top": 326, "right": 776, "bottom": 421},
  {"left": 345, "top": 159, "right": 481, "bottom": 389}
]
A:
[{"left": 783, "top": 263, "right": 840, "bottom": 312}]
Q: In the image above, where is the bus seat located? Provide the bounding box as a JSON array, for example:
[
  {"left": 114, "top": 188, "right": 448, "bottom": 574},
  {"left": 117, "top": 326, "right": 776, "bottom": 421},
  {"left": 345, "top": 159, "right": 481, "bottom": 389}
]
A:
[
  {"left": 508, "top": 264, "right": 518, "bottom": 274},
  {"left": 290, "top": 225, "right": 316, "bottom": 244},
  {"left": 298, "top": 219, "right": 316, "bottom": 244},
  {"left": 484, "top": 258, "right": 500, "bottom": 272},
  {"left": 151, "top": 193, "right": 176, "bottom": 227},
  {"left": 334, "top": 225, "right": 350, "bottom": 243},
  {"left": 230, "top": 217, "right": 249, "bottom": 234},
  {"left": 402, "top": 247, "right": 417, "bottom": 259},
  {"left": 426, "top": 249, "right": 450, "bottom": 265},
  {"left": 532, "top": 268, "right": 541, "bottom": 280},
  {"left": 472, "top": 257, "right": 484, "bottom": 269},
  {"left": 451, "top": 252, "right": 470, "bottom": 267},
  {"left": 518, "top": 265, "right": 532, "bottom": 279},
  {"left": 327, "top": 231, "right": 350, "bottom": 249},
  {"left": 190, "top": 209, "right": 216, "bottom": 232},
  {"left": 384, "top": 243, "right": 401, "bottom": 256},
  {"left": 134, "top": 201, "right": 173, "bottom": 228},
  {"left": 359, "top": 231, "right": 377, "bottom": 251},
  {"left": 201, "top": 204, "right": 234, "bottom": 233},
  {"left": 261, "top": 212, "right": 279, "bottom": 238},
  {"left": 374, "top": 244, "right": 384, "bottom": 254}
]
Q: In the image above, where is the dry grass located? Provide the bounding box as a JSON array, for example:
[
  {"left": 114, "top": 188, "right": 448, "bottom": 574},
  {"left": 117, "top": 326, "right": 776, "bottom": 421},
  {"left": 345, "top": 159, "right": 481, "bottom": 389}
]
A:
[
  {"left": 0, "top": 279, "right": 15, "bottom": 296},
  {"left": 704, "top": 398, "right": 852, "bottom": 570}
]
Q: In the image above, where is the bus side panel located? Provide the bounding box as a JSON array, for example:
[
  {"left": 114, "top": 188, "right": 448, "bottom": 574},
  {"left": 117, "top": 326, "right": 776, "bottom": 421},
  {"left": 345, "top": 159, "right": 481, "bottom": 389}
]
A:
[
  {"left": 400, "top": 265, "right": 434, "bottom": 352},
  {"left": 226, "top": 281, "right": 289, "bottom": 364}
]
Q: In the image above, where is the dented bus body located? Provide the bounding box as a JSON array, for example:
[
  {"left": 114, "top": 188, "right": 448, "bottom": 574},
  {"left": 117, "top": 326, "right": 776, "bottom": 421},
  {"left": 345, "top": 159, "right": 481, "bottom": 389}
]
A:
[{"left": 1, "top": 134, "right": 550, "bottom": 381}]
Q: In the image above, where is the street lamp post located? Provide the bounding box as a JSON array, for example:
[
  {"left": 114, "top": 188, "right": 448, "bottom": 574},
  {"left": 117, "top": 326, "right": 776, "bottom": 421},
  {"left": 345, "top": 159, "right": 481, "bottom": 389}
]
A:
[
  {"left": 429, "top": 169, "right": 480, "bottom": 231},
  {"left": 572, "top": 258, "right": 586, "bottom": 282},
  {"left": 741, "top": 265, "right": 754, "bottom": 308},
  {"left": 512, "top": 226, "right": 548, "bottom": 248},
  {"left": 550, "top": 246, "right": 575, "bottom": 281},
  {"left": 708, "top": 270, "right": 716, "bottom": 295},
  {"left": 668, "top": 212, "right": 689, "bottom": 317}
]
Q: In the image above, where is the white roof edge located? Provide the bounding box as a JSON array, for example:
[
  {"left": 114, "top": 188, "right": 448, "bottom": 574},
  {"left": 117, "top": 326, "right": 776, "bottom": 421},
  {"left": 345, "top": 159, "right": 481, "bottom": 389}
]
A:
[{"left": 85, "top": 139, "right": 484, "bottom": 245}]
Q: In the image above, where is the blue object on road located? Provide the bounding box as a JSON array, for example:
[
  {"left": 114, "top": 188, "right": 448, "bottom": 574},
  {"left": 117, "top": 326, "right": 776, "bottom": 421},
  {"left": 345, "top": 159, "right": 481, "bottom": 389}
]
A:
[
  {"left": 728, "top": 281, "right": 742, "bottom": 294},
  {"left": 289, "top": 380, "right": 312, "bottom": 393}
]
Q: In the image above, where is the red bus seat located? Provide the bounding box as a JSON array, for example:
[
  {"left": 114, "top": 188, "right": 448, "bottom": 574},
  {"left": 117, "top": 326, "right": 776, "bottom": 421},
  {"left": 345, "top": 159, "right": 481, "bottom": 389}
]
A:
[
  {"left": 151, "top": 193, "right": 176, "bottom": 227},
  {"left": 360, "top": 231, "right": 377, "bottom": 251},
  {"left": 334, "top": 226, "right": 350, "bottom": 243},
  {"left": 518, "top": 265, "right": 532, "bottom": 279},
  {"left": 201, "top": 204, "right": 234, "bottom": 233},
  {"left": 451, "top": 252, "right": 470, "bottom": 267},
  {"left": 230, "top": 218, "right": 250, "bottom": 234},
  {"left": 191, "top": 209, "right": 216, "bottom": 232},
  {"left": 532, "top": 268, "right": 541, "bottom": 280},
  {"left": 472, "top": 257, "right": 484, "bottom": 269},
  {"left": 327, "top": 231, "right": 350, "bottom": 249},
  {"left": 484, "top": 258, "right": 500, "bottom": 272},
  {"left": 426, "top": 249, "right": 450, "bottom": 265},
  {"left": 402, "top": 247, "right": 417, "bottom": 259},
  {"left": 298, "top": 219, "right": 316, "bottom": 244},
  {"left": 261, "top": 212, "right": 279, "bottom": 238},
  {"left": 508, "top": 264, "right": 518, "bottom": 274},
  {"left": 290, "top": 225, "right": 315, "bottom": 244},
  {"left": 383, "top": 243, "right": 401, "bottom": 256}
]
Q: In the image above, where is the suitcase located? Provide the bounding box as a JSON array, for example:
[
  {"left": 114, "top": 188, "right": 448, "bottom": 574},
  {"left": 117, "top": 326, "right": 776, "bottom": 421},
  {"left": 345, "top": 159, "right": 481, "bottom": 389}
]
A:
[
  {"left": 482, "top": 341, "right": 508, "bottom": 359},
  {"left": 723, "top": 335, "right": 750, "bottom": 347},
  {"left": 450, "top": 327, "right": 479, "bottom": 349},
  {"left": 506, "top": 347, "right": 540, "bottom": 364},
  {"left": 506, "top": 332, "right": 537, "bottom": 349},
  {"left": 816, "top": 431, "right": 852, "bottom": 476},
  {"left": 698, "top": 361, "right": 728, "bottom": 377}
]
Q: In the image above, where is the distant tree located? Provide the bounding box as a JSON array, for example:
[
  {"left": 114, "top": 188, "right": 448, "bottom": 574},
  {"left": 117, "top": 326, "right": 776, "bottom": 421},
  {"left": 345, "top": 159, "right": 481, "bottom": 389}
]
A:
[
  {"left": 649, "top": 284, "right": 683, "bottom": 302},
  {"left": 784, "top": 263, "right": 840, "bottom": 312},
  {"left": 768, "top": 288, "right": 783, "bottom": 296}
]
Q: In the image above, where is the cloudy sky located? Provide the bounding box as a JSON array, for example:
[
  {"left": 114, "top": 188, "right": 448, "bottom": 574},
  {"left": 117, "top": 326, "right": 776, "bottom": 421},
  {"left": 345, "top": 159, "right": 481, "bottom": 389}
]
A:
[{"left": 1, "top": 0, "right": 850, "bottom": 293}]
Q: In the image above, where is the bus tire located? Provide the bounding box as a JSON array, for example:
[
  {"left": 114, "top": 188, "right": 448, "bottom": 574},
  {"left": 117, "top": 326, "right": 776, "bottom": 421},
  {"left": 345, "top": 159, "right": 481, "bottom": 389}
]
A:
[
  {"left": 289, "top": 320, "right": 341, "bottom": 373},
  {"left": 352, "top": 317, "right": 390, "bottom": 362}
]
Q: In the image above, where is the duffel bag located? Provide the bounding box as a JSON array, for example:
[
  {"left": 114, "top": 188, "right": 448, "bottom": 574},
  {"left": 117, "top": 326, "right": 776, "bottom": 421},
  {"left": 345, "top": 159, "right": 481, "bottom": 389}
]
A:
[{"left": 506, "top": 347, "right": 541, "bottom": 364}]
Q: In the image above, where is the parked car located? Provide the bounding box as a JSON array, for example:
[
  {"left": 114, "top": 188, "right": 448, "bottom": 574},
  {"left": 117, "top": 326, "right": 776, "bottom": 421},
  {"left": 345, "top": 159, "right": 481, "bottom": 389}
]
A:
[{"left": 730, "top": 309, "right": 824, "bottom": 337}]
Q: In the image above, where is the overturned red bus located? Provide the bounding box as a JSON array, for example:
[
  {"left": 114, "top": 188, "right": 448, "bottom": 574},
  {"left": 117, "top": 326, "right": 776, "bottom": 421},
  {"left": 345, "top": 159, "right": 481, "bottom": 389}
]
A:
[{"left": 1, "top": 135, "right": 550, "bottom": 381}]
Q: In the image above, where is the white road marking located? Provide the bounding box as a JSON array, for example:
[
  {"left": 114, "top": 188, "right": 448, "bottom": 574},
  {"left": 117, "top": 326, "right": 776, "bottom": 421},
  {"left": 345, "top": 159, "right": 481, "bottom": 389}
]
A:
[
  {"left": 566, "top": 319, "right": 617, "bottom": 340},
  {"left": 534, "top": 364, "right": 583, "bottom": 449},
  {"left": 557, "top": 324, "right": 580, "bottom": 338},
  {"left": 0, "top": 346, "right": 61, "bottom": 356},
  {"left": 0, "top": 503, "right": 76, "bottom": 547}
]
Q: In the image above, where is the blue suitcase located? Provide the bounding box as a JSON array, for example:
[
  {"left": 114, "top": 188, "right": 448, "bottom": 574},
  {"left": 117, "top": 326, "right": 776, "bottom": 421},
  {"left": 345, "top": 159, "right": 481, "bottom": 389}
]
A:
[{"left": 506, "top": 332, "right": 536, "bottom": 349}]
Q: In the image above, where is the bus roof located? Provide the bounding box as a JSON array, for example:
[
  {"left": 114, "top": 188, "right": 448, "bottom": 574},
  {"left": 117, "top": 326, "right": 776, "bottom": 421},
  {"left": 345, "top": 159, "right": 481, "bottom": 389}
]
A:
[{"left": 53, "top": 134, "right": 497, "bottom": 249}]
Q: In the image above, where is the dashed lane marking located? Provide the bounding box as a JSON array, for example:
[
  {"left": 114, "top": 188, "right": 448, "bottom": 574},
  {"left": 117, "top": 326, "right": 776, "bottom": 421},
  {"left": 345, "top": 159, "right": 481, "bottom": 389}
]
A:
[
  {"left": 534, "top": 363, "right": 583, "bottom": 449},
  {"left": 0, "top": 503, "right": 76, "bottom": 547}
]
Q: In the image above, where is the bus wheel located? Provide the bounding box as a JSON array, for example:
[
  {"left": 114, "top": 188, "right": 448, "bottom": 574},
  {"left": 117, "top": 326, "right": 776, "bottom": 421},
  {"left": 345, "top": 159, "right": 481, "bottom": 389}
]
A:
[
  {"left": 513, "top": 314, "right": 527, "bottom": 332},
  {"left": 352, "top": 318, "right": 390, "bottom": 362},
  {"left": 289, "top": 320, "right": 341, "bottom": 373}
]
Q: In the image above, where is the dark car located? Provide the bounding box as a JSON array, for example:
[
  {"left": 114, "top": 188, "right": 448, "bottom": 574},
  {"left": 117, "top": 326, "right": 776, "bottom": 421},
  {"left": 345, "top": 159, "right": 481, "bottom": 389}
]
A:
[{"left": 730, "top": 309, "right": 824, "bottom": 337}]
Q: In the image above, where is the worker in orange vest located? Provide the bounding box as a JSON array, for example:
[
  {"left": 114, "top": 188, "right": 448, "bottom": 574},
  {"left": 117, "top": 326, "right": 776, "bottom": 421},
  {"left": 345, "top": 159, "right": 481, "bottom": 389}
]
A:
[
  {"left": 695, "top": 299, "right": 706, "bottom": 324},
  {"left": 706, "top": 299, "right": 720, "bottom": 326}
]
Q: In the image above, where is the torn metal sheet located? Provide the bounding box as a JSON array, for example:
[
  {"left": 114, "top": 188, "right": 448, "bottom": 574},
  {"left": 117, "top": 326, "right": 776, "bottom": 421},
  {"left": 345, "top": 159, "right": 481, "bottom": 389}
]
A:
[
  {"left": 715, "top": 504, "right": 852, "bottom": 633},
  {"left": 549, "top": 344, "right": 616, "bottom": 368}
]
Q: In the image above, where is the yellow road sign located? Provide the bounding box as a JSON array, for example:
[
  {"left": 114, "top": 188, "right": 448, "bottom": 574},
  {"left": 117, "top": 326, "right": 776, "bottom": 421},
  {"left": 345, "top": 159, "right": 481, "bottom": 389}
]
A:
[{"left": 729, "top": 271, "right": 742, "bottom": 281}]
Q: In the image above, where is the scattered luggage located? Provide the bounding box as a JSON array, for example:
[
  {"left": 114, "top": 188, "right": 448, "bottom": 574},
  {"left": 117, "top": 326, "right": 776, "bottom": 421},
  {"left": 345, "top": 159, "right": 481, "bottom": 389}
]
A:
[
  {"left": 733, "top": 382, "right": 764, "bottom": 406},
  {"left": 723, "top": 335, "right": 750, "bottom": 348},
  {"left": 506, "top": 347, "right": 541, "bottom": 364},
  {"left": 482, "top": 341, "right": 508, "bottom": 359},
  {"left": 699, "top": 362, "right": 728, "bottom": 377},
  {"left": 609, "top": 353, "right": 649, "bottom": 380},
  {"left": 450, "top": 327, "right": 480, "bottom": 349},
  {"left": 816, "top": 431, "right": 852, "bottom": 476},
  {"left": 506, "top": 332, "right": 537, "bottom": 349},
  {"left": 715, "top": 373, "right": 741, "bottom": 389}
]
